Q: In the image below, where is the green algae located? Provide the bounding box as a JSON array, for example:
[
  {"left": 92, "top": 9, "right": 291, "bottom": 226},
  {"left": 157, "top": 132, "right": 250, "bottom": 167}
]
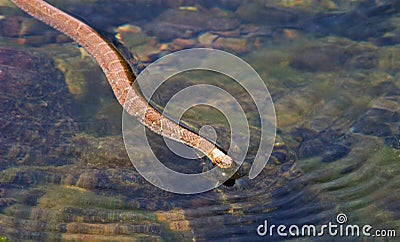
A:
[
  {"left": 37, "top": 186, "right": 131, "bottom": 210},
  {"left": 0, "top": 236, "right": 11, "bottom": 242}
]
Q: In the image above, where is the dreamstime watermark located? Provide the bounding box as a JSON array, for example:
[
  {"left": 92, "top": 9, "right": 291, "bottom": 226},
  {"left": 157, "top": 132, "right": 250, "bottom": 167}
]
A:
[
  {"left": 122, "top": 48, "right": 276, "bottom": 194},
  {"left": 257, "top": 213, "right": 397, "bottom": 238}
]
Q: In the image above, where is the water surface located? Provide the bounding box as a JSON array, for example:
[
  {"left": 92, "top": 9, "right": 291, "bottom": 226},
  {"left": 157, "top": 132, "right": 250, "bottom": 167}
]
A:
[{"left": 0, "top": 0, "right": 399, "bottom": 241}]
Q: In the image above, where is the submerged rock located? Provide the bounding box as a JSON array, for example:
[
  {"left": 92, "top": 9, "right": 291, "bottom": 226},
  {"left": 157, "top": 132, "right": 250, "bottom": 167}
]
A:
[
  {"left": 384, "top": 135, "right": 400, "bottom": 149},
  {"left": 236, "top": 3, "right": 298, "bottom": 25},
  {"left": 0, "top": 47, "right": 75, "bottom": 167},
  {"left": 144, "top": 8, "right": 240, "bottom": 41},
  {"left": 289, "top": 38, "right": 379, "bottom": 72},
  {"left": 212, "top": 36, "right": 250, "bottom": 53},
  {"left": 321, "top": 144, "right": 350, "bottom": 163},
  {"left": 351, "top": 108, "right": 395, "bottom": 137}
]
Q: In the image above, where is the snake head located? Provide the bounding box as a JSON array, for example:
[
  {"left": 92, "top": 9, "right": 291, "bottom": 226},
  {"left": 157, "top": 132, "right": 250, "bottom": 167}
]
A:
[
  {"left": 209, "top": 147, "right": 234, "bottom": 168},
  {"left": 219, "top": 155, "right": 234, "bottom": 168}
]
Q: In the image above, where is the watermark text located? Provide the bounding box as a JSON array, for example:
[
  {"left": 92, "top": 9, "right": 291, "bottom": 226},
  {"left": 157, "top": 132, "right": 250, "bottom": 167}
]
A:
[{"left": 257, "top": 213, "right": 396, "bottom": 238}]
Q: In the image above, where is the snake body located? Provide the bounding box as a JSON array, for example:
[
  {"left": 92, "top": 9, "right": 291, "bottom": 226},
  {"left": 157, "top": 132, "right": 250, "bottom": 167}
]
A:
[{"left": 11, "top": 0, "right": 233, "bottom": 168}]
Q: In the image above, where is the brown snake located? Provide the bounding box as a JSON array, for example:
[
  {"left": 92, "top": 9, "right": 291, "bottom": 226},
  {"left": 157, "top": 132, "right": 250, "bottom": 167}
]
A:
[{"left": 11, "top": 0, "right": 234, "bottom": 168}]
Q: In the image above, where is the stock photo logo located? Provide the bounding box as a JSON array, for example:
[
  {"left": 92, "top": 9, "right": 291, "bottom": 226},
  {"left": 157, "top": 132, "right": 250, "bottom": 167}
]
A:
[
  {"left": 122, "top": 48, "right": 276, "bottom": 194},
  {"left": 257, "top": 213, "right": 397, "bottom": 238}
]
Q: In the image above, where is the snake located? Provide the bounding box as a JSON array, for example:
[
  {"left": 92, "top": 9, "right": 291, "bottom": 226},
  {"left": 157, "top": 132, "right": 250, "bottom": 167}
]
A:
[{"left": 11, "top": 0, "right": 234, "bottom": 169}]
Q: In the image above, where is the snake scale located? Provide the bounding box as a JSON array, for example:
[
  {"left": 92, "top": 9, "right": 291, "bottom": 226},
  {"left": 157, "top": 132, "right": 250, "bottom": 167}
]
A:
[{"left": 11, "top": 0, "right": 234, "bottom": 168}]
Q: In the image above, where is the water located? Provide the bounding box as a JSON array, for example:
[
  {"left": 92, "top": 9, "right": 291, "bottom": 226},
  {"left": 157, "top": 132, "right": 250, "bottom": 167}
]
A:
[{"left": 0, "top": 0, "right": 399, "bottom": 241}]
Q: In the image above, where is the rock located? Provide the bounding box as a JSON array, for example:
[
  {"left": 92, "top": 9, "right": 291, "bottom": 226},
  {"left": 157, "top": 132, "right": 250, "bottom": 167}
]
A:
[
  {"left": 1, "top": 15, "right": 67, "bottom": 46},
  {"left": 207, "top": 17, "right": 240, "bottom": 31},
  {"left": 211, "top": 29, "right": 241, "bottom": 37},
  {"left": 115, "top": 24, "right": 142, "bottom": 34},
  {"left": 270, "top": 143, "right": 294, "bottom": 164},
  {"left": 144, "top": 21, "right": 199, "bottom": 41},
  {"left": 351, "top": 108, "right": 397, "bottom": 137},
  {"left": 289, "top": 38, "right": 379, "bottom": 72},
  {"left": 384, "top": 135, "right": 400, "bottom": 149},
  {"left": 290, "top": 127, "right": 319, "bottom": 143},
  {"left": 236, "top": 3, "right": 298, "bottom": 25},
  {"left": 298, "top": 139, "right": 325, "bottom": 159},
  {"left": 171, "top": 38, "right": 197, "bottom": 49},
  {"left": 159, "top": 43, "right": 169, "bottom": 51},
  {"left": 304, "top": 0, "right": 400, "bottom": 42},
  {"left": 212, "top": 37, "right": 249, "bottom": 53},
  {"left": 201, "top": 0, "right": 241, "bottom": 11},
  {"left": 321, "top": 144, "right": 350, "bottom": 162},
  {"left": 144, "top": 9, "right": 208, "bottom": 41},
  {"left": 198, "top": 32, "right": 218, "bottom": 45},
  {"left": 144, "top": 8, "right": 240, "bottom": 41},
  {"left": 76, "top": 171, "right": 100, "bottom": 190}
]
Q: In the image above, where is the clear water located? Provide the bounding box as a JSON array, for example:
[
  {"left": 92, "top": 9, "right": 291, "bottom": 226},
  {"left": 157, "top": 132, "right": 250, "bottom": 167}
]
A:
[{"left": 0, "top": 0, "right": 399, "bottom": 241}]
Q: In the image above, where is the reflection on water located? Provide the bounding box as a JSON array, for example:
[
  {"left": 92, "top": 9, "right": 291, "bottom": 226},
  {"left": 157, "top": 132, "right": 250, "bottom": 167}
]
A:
[{"left": 0, "top": 0, "right": 399, "bottom": 240}]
